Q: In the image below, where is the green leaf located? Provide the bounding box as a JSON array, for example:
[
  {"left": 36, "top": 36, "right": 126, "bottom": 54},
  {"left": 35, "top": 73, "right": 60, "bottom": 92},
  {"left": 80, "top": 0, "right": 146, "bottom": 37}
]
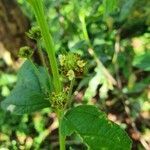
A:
[
  {"left": 103, "top": 0, "right": 118, "bottom": 17},
  {"left": 127, "top": 76, "right": 150, "bottom": 93},
  {"left": 1, "top": 60, "right": 50, "bottom": 115},
  {"left": 119, "top": 0, "right": 136, "bottom": 21},
  {"left": 132, "top": 52, "right": 150, "bottom": 71},
  {"left": 69, "top": 40, "right": 86, "bottom": 52},
  {"left": 61, "top": 105, "right": 132, "bottom": 150}
]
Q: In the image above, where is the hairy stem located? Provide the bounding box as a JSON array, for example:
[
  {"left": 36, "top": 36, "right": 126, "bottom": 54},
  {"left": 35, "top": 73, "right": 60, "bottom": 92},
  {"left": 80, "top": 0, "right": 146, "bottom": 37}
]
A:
[
  {"left": 27, "top": 1, "right": 65, "bottom": 150},
  {"left": 57, "top": 110, "right": 66, "bottom": 150},
  {"left": 28, "top": 0, "right": 62, "bottom": 93}
]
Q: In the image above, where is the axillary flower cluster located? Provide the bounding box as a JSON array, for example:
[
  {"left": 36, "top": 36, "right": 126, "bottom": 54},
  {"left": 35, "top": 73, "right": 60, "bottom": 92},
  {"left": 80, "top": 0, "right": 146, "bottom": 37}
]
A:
[
  {"left": 18, "top": 46, "right": 34, "bottom": 58},
  {"left": 51, "top": 91, "right": 68, "bottom": 110},
  {"left": 18, "top": 26, "right": 41, "bottom": 59},
  {"left": 18, "top": 26, "right": 87, "bottom": 111},
  {"left": 26, "top": 26, "right": 41, "bottom": 41},
  {"left": 58, "top": 53, "right": 86, "bottom": 80},
  {"left": 50, "top": 53, "right": 86, "bottom": 110}
]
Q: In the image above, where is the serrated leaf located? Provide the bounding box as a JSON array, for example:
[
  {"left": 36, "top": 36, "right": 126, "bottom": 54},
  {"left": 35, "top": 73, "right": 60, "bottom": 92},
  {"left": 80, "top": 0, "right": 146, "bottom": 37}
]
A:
[
  {"left": 132, "top": 52, "right": 150, "bottom": 71},
  {"left": 61, "top": 105, "right": 132, "bottom": 150},
  {"left": 1, "top": 60, "right": 50, "bottom": 115}
]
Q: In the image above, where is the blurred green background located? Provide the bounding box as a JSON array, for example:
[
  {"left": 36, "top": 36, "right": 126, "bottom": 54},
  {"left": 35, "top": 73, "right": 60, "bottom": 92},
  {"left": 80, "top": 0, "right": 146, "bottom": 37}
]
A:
[{"left": 0, "top": 0, "right": 150, "bottom": 149}]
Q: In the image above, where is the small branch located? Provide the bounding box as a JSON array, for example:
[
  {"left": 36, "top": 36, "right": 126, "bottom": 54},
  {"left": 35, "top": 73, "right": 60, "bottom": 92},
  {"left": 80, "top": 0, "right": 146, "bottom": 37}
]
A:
[
  {"left": 112, "top": 32, "right": 122, "bottom": 88},
  {"left": 67, "top": 78, "right": 75, "bottom": 107},
  {"left": 79, "top": 13, "right": 116, "bottom": 86}
]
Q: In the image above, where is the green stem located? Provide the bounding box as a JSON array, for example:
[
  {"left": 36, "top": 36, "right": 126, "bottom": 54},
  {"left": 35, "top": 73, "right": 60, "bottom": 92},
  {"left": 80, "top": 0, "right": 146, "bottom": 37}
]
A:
[
  {"left": 28, "top": 0, "right": 61, "bottom": 93},
  {"left": 79, "top": 13, "right": 116, "bottom": 85},
  {"left": 27, "top": 1, "right": 65, "bottom": 150},
  {"left": 57, "top": 110, "right": 66, "bottom": 150},
  {"left": 67, "top": 78, "right": 75, "bottom": 107},
  {"left": 37, "top": 40, "right": 48, "bottom": 70},
  {"left": 79, "top": 14, "right": 91, "bottom": 46}
]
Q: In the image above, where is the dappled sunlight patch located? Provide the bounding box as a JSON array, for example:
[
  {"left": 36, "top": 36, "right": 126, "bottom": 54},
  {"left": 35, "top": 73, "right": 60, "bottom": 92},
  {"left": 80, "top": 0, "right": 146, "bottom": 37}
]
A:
[{"left": 7, "top": 104, "right": 16, "bottom": 112}]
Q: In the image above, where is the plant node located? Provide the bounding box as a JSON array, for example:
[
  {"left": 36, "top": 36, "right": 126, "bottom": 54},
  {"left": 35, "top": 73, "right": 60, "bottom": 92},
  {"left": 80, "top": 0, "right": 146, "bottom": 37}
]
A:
[{"left": 51, "top": 91, "right": 68, "bottom": 110}]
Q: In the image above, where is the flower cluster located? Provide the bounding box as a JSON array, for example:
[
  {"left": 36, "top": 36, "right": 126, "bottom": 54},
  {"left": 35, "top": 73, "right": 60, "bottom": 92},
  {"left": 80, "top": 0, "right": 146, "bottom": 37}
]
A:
[
  {"left": 51, "top": 91, "right": 68, "bottom": 110},
  {"left": 26, "top": 26, "right": 41, "bottom": 41},
  {"left": 58, "top": 53, "right": 86, "bottom": 80},
  {"left": 18, "top": 46, "right": 34, "bottom": 58}
]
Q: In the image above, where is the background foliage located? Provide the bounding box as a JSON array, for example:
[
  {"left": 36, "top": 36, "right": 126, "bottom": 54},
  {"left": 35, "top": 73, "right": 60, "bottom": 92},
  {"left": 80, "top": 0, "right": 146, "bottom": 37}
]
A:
[{"left": 0, "top": 0, "right": 150, "bottom": 149}]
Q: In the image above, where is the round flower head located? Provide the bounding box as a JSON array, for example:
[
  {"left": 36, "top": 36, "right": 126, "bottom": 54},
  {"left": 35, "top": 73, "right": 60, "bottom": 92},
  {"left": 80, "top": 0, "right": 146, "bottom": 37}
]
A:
[
  {"left": 67, "top": 70, "right": 75, "bottom": 81},
  {"left": 51, "top": 91, "right": 68, "bottom": 110},
  {"left": 26, "top": 26, "right": 41, "bottom": 40},
  {"left": 58, "top": 52, "right": 86, "bottom": 80},
  {"left": 18, "top": 46, "right": 34, "bottom": 58}
]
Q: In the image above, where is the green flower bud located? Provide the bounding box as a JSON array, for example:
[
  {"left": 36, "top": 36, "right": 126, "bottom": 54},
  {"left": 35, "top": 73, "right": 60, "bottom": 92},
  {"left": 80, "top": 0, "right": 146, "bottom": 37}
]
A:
[
  {"left": 18, "top": 46, "right": 34, "bottom": 58},
  {"left": 67, "top": 70, "right": 75, "bottom": 80},
  {"left": 77, "top": 60, "right": 86, "bottom": 68},
  {"left": 58, "top": 54, "right": 66, "bottom": 66},
  {"left": 26, "top": 26, "right": 41, "bottom": 40}
]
